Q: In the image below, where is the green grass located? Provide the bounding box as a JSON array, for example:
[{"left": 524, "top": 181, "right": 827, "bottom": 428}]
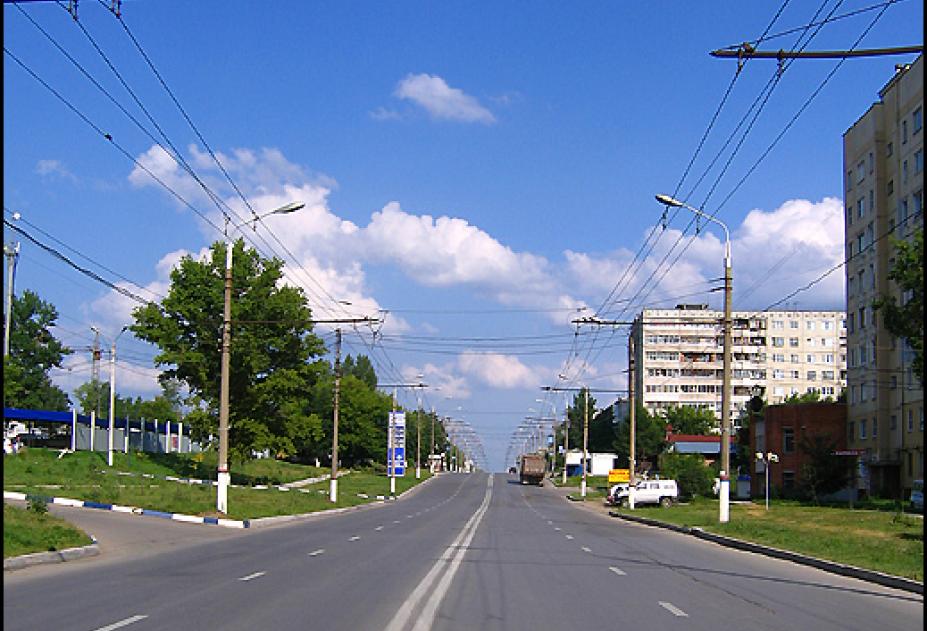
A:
[
  {"left": 3, "top": 448, "right": 430, "bottom": 521},
  {"left": 4, "top": 502, "right": 93, "bottom": 558},
  {"left": 613, "top": 497, "right": 924, "bottom": 581}
]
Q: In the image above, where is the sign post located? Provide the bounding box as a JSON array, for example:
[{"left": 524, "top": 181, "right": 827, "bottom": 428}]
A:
[{"left": 388, "top": 411, "right": 406, "bottom": 496}]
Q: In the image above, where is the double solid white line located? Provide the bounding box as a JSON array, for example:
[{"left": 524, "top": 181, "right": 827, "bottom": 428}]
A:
[{"left": 385, "top": 476, "right": 494, "bottom": 631}]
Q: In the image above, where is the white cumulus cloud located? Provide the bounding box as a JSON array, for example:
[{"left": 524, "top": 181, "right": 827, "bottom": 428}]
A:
[{"left": 394, "top": 73, "right": 495, "bottom": 124}]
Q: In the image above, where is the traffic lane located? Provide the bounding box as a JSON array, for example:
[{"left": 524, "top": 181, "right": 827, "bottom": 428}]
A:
[
  {"left": 4, "top": 497, "right": 247, "bottom": 580},
  {"left": 521, "top": 485, "right": 923, "bottom": 631},
  {"left": 2, "top": 473, "right": 486, "bottom": 631}
]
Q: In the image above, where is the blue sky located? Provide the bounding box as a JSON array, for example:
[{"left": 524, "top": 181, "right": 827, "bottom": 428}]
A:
[{"left": 4, "top": 0, "right": 923, "bottom": 470}]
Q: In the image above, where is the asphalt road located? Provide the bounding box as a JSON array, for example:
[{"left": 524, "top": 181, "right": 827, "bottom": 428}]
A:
[{"left": 3, "top": 473, "right": 923, "bottom": 631}]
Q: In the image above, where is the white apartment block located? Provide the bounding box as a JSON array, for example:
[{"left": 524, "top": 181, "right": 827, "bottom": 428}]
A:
[
  {"left": 843, "top": 55, "right": 923, "bottom": 498},
  {"left": 631, "top": 305, "right": 847, "bottom": 428}
]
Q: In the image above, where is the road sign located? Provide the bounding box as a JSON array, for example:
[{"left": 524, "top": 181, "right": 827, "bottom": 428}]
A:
[
  {"left": 608, "top": 468, "right": 630, "bottom": 483},
  {"left": 388, "top": 412, "right": 406, "bottom": 477}
]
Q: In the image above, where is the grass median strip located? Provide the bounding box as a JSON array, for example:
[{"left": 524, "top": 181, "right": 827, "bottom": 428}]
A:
[
  {"left": 3, "top": 502, "right": 93, "bottom": 558},
  {"left": 612, "top": 497, "right": 924, "bottom": 581},
  {"left": 4, "top": 448, "right": 430, "bottom": 522}
]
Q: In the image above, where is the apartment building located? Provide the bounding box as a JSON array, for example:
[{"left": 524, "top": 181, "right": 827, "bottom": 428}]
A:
[
  {"left": 843, "top": 55, "right": 924, "bottom": 498},
  {"left": 631, "top": 305, "right": 847, "bottom": 427}
]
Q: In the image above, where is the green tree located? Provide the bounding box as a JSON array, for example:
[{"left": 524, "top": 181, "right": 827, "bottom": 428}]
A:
[
  {"left": 782, "top": 391, "right": 823, "bottom": 405},
  {"left": 131, "top": 240, "right": 326, "bottom": 460},
  {"left": 659, "top": 453, "right": 715, "bottom": 498},
  {"left": 565, "top": 389, "right": 597, "bottom": 450},
  {"left": 343, "top": 355, "right": 377, "bottom": 389},
  {"left": 873, "top": 228, "right": 923, "bottom": 385},
  {"left": 799, "top": 433, "right": 850, "bottom": 503},
  {"left": 612, "top": 405, "right": 667, "bottom": 471},
  {"left": 3, "top": 289, "right": 71, "bottom": 410},
  {"left": 662, "top": 405, "right": 716, "bottom": 435},
  {"left": 588, "top": 405, "right": 618, "bottom": 453}
]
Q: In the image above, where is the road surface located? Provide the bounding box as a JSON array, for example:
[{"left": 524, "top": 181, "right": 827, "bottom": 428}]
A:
[{"left": 4, "top": 473, "right": 923, "bottom": 630}]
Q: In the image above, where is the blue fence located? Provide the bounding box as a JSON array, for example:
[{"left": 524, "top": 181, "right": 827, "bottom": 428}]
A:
[{"left": 3, "top": 407, "right": 201, "bottom": 454}]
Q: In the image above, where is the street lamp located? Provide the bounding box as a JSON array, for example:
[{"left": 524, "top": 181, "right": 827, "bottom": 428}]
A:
[
  {"left": 91, "top": 324, "right": 129, "bottom": 467},
  {"left": 656, "top": 193, "right": 733, "bottom": 523},
  {"left": 756, "top": 451, "right": 779, "bottom": 510},
  {"left": 217, "top": 201, "right": 304, "bottom": 515}
]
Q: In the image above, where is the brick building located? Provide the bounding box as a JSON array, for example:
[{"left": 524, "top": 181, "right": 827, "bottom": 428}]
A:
[{"left": 750, "top": 402, "right": 848, "bottom": 497}]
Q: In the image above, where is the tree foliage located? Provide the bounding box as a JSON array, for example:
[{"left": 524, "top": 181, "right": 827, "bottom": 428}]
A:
[
  {"left": 612, "top": 405, "right": 667, "bottom": 470},
  {"left": 3, "top": 289, "right": 71, "bottom": 410},
  {"left": 799, "top": 433, "right": 850, "bottom": 503},
  {"left": 659, "top": 453, "right": 715, "bottom": 498},
  {"left": 662, "top": 405, "right": 716, "bottom": 435},
  {"left": 873, "top": 228, "right": 923, "bottom": 385},
  {"left": 130, "top": 240, "right": 326, "bottom": 460}
]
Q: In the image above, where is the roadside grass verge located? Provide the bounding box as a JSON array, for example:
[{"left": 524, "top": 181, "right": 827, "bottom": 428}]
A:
[
  {"left": 4, "top": 502, "right": 93, "bottom": 558},
  {"left": 3, "top": 448, "right": 430, "bottom": 521},
  {"left": 613, "top": 497, "right": 924, "bottom": 581}
]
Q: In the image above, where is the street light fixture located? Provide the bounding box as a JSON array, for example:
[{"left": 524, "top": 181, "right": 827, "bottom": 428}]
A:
[
  {"left": 656, "top": 193, "right": 733, "bottom": 523},
  {"left": 756, "top": 451, "right": 779, "bottom": 510},
  {"left": 217, "top": 201, "right": 304, "bottom": 515},
  {"left": 91, "top": 324, "right": 129, "bottom": 467}
]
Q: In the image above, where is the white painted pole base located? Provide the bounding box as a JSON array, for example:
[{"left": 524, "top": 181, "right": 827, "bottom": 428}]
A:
[
  {"left": 629, "top": 488, "right": 636, "bottom": 510},
  {"left": 416, "top": 467, "right": 421, "bottom": 479},
  {"left": 329, "top": 478, "right": 338, "bottom": 503},
  {"left": 719, "top": 479, "right": 730, "bottom": 523},
  {"left": 390, "top": 476, "right": 396, "bottom": 495},
  {"left": 580, "top": 479, "right": 587, "bottom": 498},
  {"left": 217, "top": 471, "right": 230, "bottom": 514}
]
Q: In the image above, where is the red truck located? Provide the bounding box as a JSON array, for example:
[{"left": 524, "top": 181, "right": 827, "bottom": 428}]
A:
[{"left": 519, "top": 453, "right": 547, "bottom": 485}]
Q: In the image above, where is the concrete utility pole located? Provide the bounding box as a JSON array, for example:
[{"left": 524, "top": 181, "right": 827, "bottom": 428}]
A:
[
  {"left": 656, "top": 194, "right": 732, "bottom": 523},
  {"left": 217, "top": 201, "right": 304, "bottom": 515},
  {"left": 542, "top": 383, "right": 626, "bottom": 498},
  {"left": 561, "top": 402, "right": 569, "bottom": 485},
  {"left": 91, "top": 329, "right": 102, "bottom": 420},
  {"left": 4, "top": 241, "right": 20, "bottom": 358},
  {"left": 628, "top": 334, "right": 636, "bottom": 509},
  {"left": 316, "top": 317, "right": 380, "bottom": 503}
]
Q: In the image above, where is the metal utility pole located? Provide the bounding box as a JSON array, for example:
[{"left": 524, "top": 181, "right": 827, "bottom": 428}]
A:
[
  {"left": 430, "top": 406, "right": 436, "bottom": 473},
  {"left": 106, "top": 327, "right": 128, "bottom": 467},
  {"left": 4, "top": 241, "right": 20, "bottom": 358},
  {"left": 91, "top": 329, "right": 102, "bottom": 420},
  {"left": 561, "top": 404, "right": 569, "bottom": 485}
]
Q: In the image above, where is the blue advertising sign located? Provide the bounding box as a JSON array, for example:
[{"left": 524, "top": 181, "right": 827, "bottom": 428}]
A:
[{"left": 388, "top": 412, "right": 406, "bottom": 477}]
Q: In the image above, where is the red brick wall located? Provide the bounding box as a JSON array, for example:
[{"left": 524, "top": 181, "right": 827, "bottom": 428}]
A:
[{"left": 750, "top": 403, "right": 847, "bottom": 496}]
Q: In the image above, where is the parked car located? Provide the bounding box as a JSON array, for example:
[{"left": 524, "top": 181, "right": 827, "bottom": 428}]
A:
[
  {"left": 611, "top": 479, "right": 679, "bottom": 508},
  {"left": 910, "top": 479, "right": 924, "bottom": 513}
]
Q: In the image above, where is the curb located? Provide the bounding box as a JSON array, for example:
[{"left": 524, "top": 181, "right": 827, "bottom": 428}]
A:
[
  {"left": 4, "top": 536, "right": 100, "bottom": 571},
  {"left": 4, "top": 491, "right": 249, "bottom": 529},
  {"left": 248, "top": 474, "right": 438, "bottom": 529},
  {"left": 608, "top": 510, "right": 924, "bottom": 594}
]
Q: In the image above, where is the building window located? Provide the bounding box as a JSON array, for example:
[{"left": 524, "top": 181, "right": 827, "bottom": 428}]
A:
[
  {"left": 806, "top": 354, "right": 814, "bottom": 363},
  {"left": 807, "top": 370, "right": 817, "bottom": 380},
  {"left": 872, "top": 419, "right": 878, "bottom": 438},
  {"left": 914, "top": 191, "right": 923, "bottom": 215},
  {"left": 908, "top": 410, "right": 914, "bottom": 432},
  {"left": 848, "top": 313, "right": 855, "bottom": 333},
  {"left": 891, "top": 375, "right": 897, "bottom": 389},
  {"left": 887, "top": 142, "right": 893, "bottom": 157},
  {"left": 859, "top": 307, "right": 866, "bottom": 328},
  {"left": 856, "top": 232, "right": 864, "bottom": 253},
  {"left": 807, "top": 320, "right": 816, "bottom": 331},
  {"left": 790, "top": 354, "right": 799, "bottom": 363},
  {"left": 887, "top": 179, "right": 894, "bottom": 196},
  {"left": 891, "top": 415, "right": 897, "bottom": 431},
  {"left": 823, "top": 320, "right": 833, "bottom": 331},
  {"left": 782, "top": 471, "right": 796, "bottom": 490},
  {"left": 848, "top": 421, "right": 855, "bottom": 441},
  {"left": 790, "top": 320, "right": 799, "bottom": 329},
  {"left": 790, "top": 369, "right": 800, "bottom": 379},
  {"left": 860, "top": 420, "right": 867, "bottom": 439},
  {"left": 824, "top": 354, "right": 834, "bottom": 364},
  {"left": 899, "top": 198, "right": 909, "bottom": 224},
  {"left": 857, "top": 160, "right": 866, "bottom": 182},
  {"left": 903, "top": 120, "right": 908, "bottom": 143},
  {"left": 822, "top": 370, "right": 834, "bottom": 380},
  {"left": 915, "top": 150, "right": 923, "bottom": 175},
  {"left": 914, "top": 107, "right": 923, "bottom": 133},
  {"left": 903, "top": 160, "right": 908, "bottom": 183},
  {"left": 847, "top": 171, "right": 853, "bottom": 190},
  {"left": 807, "top": 338, "right": 816, "bottom": 348},
  {"left": 783, "top": 428, "right": 795, "bottom": 454},
  {"left": 789, "top": 337, "right": 799, "bottom": 347}
]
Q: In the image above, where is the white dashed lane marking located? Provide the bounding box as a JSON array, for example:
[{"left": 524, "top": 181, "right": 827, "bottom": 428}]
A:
[
  {"left": 308, "top": 549, "right": 325, "bottom": 557},
  {"left": 349, "top": 536, "right": 361, "bottom": 541},
  {"left": 375, "top": 525, "right": 384, "bottom": 531},
  {"left": 581, "top": 546, "right": 592, "bottom": 553},
  {"left": 609, "top": 566, "right": 627, "bottom": 576},
  {"left": 565, "top": 534, "right": 574, "bottom": 540},
  {"left": 93, "top": 616, "right": 148, "bottom": 631},
  {"left": 238, "top": 572, "right": 266, "bottom": 581},
  {"left": 659, "top": 602, "right": 689, "bottom": 617}
]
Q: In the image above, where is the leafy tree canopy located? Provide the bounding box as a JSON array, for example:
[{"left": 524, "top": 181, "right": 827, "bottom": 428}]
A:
[
  {"left": 131, "top": 240, "right": 326, "bottom": 459},
  {"left": 873, "top": 228, "right": 923, "bottom": 385},
  {"left": 662, "top": 405, "right": 716, "bottom": 435},
  {"left": 612, "top": 405, "right": 667, "bottom": 469},
  {"left": 3, "top": 289, "right": 71, "bottom": 410}
]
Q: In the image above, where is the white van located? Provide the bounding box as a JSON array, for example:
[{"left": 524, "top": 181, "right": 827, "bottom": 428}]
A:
[{"left": 612, "top": 479, "right": 678, "bottom": 508}]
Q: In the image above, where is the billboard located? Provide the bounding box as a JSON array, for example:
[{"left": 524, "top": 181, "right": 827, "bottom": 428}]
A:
[{"left": 388, "top": 411, "right": 406, "bottom": 477}]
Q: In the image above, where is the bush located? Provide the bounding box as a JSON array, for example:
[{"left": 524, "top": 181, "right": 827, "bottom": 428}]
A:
[
  {"left": 658, "top": 453, "right": 715, "bottom": 498},
  {"left": 28, "top": 495, "right": 49, "bottom": 516}
]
